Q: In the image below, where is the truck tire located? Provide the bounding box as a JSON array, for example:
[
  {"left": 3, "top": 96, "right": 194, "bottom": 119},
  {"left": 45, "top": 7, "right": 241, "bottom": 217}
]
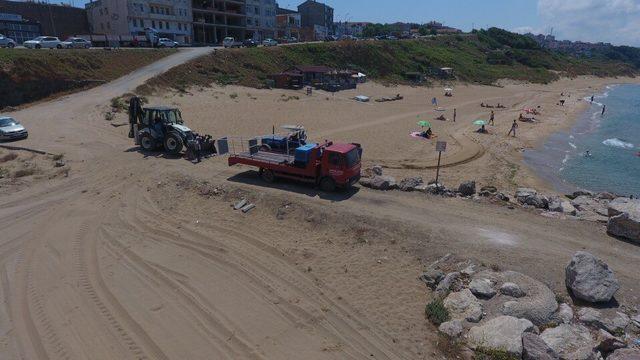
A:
[
  {"left": 319, "top": 177, "right": 336, "bottom": 192},
  {"left": 140, "top": 133, "right": 155, "bottom": 151},
  {"left": 260, "top": 168, "right": 276, "bottom": 183},
  {"left": 164, "top": 132, "right": 183, "bottom": 154}
]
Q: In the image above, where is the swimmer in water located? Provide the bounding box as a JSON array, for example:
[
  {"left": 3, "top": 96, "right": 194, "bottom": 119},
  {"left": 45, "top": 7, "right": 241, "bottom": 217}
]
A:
[{"left": 585, "top": 150, "right": 592, "bottom": 157}]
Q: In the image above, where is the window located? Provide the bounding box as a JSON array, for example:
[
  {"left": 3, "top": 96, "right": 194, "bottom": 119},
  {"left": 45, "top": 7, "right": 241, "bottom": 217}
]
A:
[
  {"left": 159, "top": 22, "right": 163, "bottom": 29},
  {"left": 107, "top": 22, "right": 110, "bottom": 29},
  {"left": 152, "top": 20, "right": 156, "bottom": 28},
  {"left": 328, "top": 153, "right": 341, "bottom": 166},
  {"left": 166, "top": 21, "right": 169, "bottom": 29}
]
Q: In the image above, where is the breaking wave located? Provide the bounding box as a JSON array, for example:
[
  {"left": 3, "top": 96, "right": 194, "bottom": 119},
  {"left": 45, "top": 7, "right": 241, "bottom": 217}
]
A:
[{"left": 602, "top": 138, "right": 634, "bottom": 149}]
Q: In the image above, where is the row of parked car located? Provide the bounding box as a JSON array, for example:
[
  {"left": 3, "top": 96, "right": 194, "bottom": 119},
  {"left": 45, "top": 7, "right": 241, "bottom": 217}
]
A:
[
  {"left": 222, "top": 37, "right": 288, "bottom": 48},
  {"left": 0, "top": 34, "right": 181, "bottom": 49}
]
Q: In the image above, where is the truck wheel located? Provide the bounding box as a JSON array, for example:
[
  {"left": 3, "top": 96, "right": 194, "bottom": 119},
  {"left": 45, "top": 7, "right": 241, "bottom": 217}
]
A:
[
  {"left": 164, "top": 132, "right": 183, "bottom": 154},
  {"left": 35, "top": 44, "right": 41, "bottom": 49},
  {"left": 260, "top": 169, "right": 276, "bottom": 183},
  {"left": 320, "top": 177, "right": 336, "bottom": 192},
  {"left": 140, "top": 133, "right": 155, "bottom": 151},
  {"left": 56, "top": 44, "right": 62, "bottom": 49}
]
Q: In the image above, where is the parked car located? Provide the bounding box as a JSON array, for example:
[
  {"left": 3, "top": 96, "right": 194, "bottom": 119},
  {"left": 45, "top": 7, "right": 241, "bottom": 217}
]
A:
[
  {"left": 0, "top": 34, "right": 16, "bottom": 48},
  {"left": 0, "top": 117, "right": 28, "bottom": 141},
  {"left": 61, "top": 37, "right": 92, "bottom": 49},
  {"left": 262, "top": 38, "right": 278, "bottom": 47},
  {"left": 243, "top": 39, "right": 258, "bottom": 48},
  {"left": 222, "top": 37, "right": 242, "bottom": 48},
  {"left": 24, "top": 36, "right": 62, "bottom": 49},
  {"left": 158, "top": 38, "right": 179, "bottom": 48},
  {"left": 324, "top": 35, "right": 339, "bottom": 42}
]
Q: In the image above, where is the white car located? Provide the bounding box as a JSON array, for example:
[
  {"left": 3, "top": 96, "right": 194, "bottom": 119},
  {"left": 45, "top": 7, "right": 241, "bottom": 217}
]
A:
[
  {"left": 23, "top": 36, "right": 62, "bottom": 49},
  {"left": 0, "top": 117, "right": 28, "bottom": 141},
  {"left": 222, "top": 37, "right": 242, "bottom": 48},
  {"left": 157, "top": 38, "right": 179, "bottom": 48},
  {"left": 61, "top": 37, "right": 92, "bottom": 49},
  {"left": 0, "top": 34, "right": 16, "bottom": 48},
  {"left": 262, "top": 38, "right": 278, "bottom": 47}
]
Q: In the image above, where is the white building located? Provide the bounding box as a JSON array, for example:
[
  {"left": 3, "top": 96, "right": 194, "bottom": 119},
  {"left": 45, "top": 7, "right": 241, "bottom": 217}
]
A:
[
  {"left": 245, "top": 0, "right": 276, "bottom": 41},
  {"left": 86, "top": 0, "right": 193, "bottom": 44}
]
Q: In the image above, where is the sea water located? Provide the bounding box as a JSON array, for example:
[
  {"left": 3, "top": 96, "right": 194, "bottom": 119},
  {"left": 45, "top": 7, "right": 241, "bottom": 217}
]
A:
[{"left": 524, "top": 84, "right": 640, "bottom": 196}]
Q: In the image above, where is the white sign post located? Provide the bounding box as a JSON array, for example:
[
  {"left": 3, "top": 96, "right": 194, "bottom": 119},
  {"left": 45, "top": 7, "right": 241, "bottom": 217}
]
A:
[{"left": 435, "top": 141, "right": 447, "bottom": 186}]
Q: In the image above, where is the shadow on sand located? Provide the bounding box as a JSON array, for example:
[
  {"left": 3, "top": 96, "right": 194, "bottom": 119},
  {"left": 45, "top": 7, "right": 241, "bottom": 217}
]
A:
[{"left": 227, "top": 170, "right": 360, "bottom": 202}]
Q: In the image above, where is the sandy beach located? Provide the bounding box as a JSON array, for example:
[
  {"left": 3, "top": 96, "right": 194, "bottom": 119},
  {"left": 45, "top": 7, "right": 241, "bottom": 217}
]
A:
[
  {"left": 141, "top": 76, "right": 639, "bottom": 194},
  {"left": 1, "top": 51, "right": 639, "bottom": 360}
]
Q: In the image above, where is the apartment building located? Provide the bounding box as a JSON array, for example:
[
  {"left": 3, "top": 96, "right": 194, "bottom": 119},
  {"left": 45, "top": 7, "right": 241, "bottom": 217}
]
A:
[
  {"left": 0, "top": 12, "right": 40, "bottom": 43},
  {"left": 245, "top": 0, "right": 275, "bottom": 41},
  {"left": 85, "top": 0, "right": 192, "bottom": 43},
  {"left": 297, "top": 0, "right": 332, "bottom": 40},
  {"left": 192, "top": 0, "right": 246, "bottom": 45},
  {"left": 275, "top": 6, "right": 300, "bottom": 40},
  {"left": 0, "top": 0, "right": 88, "bottom": 40}
]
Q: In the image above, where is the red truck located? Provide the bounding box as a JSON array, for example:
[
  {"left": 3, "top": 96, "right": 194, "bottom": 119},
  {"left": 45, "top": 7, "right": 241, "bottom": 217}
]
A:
[{"left": 228, "top": 141, "right": 362, "bottom": 191}]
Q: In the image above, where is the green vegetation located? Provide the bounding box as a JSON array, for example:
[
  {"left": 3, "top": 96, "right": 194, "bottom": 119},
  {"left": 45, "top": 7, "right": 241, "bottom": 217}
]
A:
[
  {"left": 143, "top": 29, "right": 638, "bottom": 93},
  {"left": 425, "top": 299, "right": 450, "bottom": 325},
  {"left": 0, "top": 49, "right": 175, "bottom": 108}
]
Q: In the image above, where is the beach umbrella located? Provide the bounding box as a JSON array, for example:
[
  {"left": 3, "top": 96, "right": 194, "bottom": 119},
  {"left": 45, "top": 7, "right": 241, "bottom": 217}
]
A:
[
  {"left": 473, "top": 119, "right": 487, "bottom": 126},
  {"left": 444, "top": 87, "right": 453, "bottom": 92},
  {"left": 417, "top": 120, "right": 431, "bottom": 128}
]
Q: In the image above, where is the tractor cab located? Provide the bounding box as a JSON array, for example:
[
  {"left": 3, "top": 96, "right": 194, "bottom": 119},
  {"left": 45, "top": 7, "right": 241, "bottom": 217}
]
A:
[{"left": 259, "top": 125, "right": 308, "bottom": 154}]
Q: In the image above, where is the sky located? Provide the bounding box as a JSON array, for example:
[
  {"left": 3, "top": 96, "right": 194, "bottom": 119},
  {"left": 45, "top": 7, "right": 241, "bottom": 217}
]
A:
[{"left": 69, "top": 0, "right": 640, "bottom": 46}]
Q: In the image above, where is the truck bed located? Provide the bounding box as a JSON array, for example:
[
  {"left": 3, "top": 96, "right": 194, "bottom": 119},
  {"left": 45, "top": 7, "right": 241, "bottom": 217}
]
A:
[{"left": 234, "top": 151, "right": 295, "bottom": 165}]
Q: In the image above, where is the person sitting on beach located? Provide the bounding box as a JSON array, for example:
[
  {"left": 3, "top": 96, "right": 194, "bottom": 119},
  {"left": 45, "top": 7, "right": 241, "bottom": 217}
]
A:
[
  {"left": 481, "top": 102, "right": 485, "bottom": 107},
  {"left": 436, "top": 115, "right": 446, "bottom": 121},
  {"left": 476, "top": 125, "right": 488, "bottom": 134},
  {"left": 420, "top": 128, "right": 433, "bottom": 139},
  {"left": 518, "top": 113, "right": 525, "bottom": 121}
]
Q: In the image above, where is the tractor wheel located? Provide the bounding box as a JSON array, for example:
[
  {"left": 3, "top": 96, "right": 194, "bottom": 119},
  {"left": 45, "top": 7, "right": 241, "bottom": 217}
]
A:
[
  {"left": 260, "top": 168, "right": 276, "bottom": 183},
  {"left": 259, "top": 144, "right": 271, "bottom": 152},
  {"left": 140, "top": 133, "right": 155, "bottom": 151},
  {"left": 164, "top": 132, "right": 184, "bottom": 154},
  {"left": 319, "top": 177, "right": 336, "bottom": 192}
]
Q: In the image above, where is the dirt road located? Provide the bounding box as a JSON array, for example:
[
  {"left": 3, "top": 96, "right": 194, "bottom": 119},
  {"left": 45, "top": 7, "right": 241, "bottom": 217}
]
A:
[{"left": 1, "top": 51, "right": 639, "bottom": 360}]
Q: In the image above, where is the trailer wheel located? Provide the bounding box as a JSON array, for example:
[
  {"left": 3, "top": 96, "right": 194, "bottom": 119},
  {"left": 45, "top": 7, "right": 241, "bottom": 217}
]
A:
[
  {"left": 164, "top": 132, "right": 184, "bottom": 154},
  {"left": 320, "top": 177, "right": 336, "bottom": 192},
  {"left": 260, "top": 169, "right": 276, "bottom": 183},
  {"left": 140, "top": 133, "right": 155, "bottom": 151}
]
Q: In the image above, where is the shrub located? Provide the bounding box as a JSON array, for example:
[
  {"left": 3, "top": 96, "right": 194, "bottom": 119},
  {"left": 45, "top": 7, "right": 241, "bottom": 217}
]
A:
[
  {"left": 425, "top": 299, "right": 450, "bottom": 325},
  {"left": 52, "top": 153, "right": 64, "bottom": 161},
  {"left": 475, "top": 347, "right": 519, "bottom": 360},
  {"left": 13, "top": 167, "right": 37, "bottom": 178}
]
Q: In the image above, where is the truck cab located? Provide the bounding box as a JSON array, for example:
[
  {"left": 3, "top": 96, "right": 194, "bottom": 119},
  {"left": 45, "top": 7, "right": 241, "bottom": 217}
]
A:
[{"left": 318, "top": 143, "right": 362, "bottom": 191}]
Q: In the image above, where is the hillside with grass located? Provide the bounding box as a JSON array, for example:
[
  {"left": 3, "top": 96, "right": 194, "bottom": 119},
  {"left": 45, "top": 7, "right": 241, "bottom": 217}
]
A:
[
  {"left": 143, "top": 29, "right": 639, "bottom": 93},
  {"left": 0, "top": 49, "right": 174, "bottom": 109}
]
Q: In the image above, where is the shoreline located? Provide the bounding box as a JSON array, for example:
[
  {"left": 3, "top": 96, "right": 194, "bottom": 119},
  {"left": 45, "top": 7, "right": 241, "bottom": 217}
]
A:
[{"left": 522, "top": 80, "right": 639, "bottom": 196}]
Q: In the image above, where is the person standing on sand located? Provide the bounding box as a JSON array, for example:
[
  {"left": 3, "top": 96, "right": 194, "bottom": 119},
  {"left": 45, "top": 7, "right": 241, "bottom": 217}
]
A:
[
  {"left": 489, "top": 110, "right": 495, "bottom": 125},
  {"left": 602, "top": 105, "right": 606, "bottom": 116},
  {"left": 508, "top": 120, "right": 518, "bottom": 137},
  {"left": 453, "top": 108, "right": 457, "bottom": 122}
]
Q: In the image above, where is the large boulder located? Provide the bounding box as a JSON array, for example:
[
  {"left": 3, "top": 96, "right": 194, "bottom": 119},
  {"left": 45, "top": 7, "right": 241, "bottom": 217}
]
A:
[
  {"left": 497, "top": 272, "right": 558, "bottom": 325},
  {"left": 554, "top": 303, "right": 574, "bottom": 324},
  {"left": 565, "top": 252, "right": 620, "bottom": 303},
  {"left": 467, "top": 316, "right": 535, "bottom": 357},
  {"left": 360, "top": 175, "right": 398, "bottom": 190},
  {"left": 435, "top": 271, "right": 461, "bottom": 297},
  {"left": 540, "top": 324, "right": 597, "bottom": 360},
  {"left": 500, "top": 282, "right": 526, "bottom": 298},
  {"left": 469, "top": 278, "right": 496, "bottom": 298},
  {"left": 607, "top": 197, "right": 640, "bottom": 217},
  {"left": 522, "top": 333, "right": 559, "bottom": 360},
  {"left": 458, "top": 181, "right": 476, "bottom": 197},
  {"left": 608, "top": 348, "right": 640, "bottom": 360},
  {"left": 398, "top": 176, "right": 423, "bottom": 192},
  {"left": 548, "top": 197, "right": 578, "bottom": 216},
  {"left": 516, "top": 188, "right": 549, "bottom": 209},
  {"left": 443, "top": 289, "right": 483, "bottom": 323},
  {"left": 419, "top": 269, "right": 445, "bottom": 290},
  {"left": 438, "top": 320, "right": 464, "bottom": 338},
  {"left": 607, "top": 211, "right": 640, "bottom": 244},
  {"left": 577, "top": 308, "right": 630, "bottom": 334}
]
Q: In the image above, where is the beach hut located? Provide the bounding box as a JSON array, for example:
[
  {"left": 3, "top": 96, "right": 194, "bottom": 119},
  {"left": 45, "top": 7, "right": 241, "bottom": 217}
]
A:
[
  {"left": 353, "top": 72, "right": 367, "bottom": 83},
  {"left": 268, "top": 71, "right": 304, "bottom": 89}
]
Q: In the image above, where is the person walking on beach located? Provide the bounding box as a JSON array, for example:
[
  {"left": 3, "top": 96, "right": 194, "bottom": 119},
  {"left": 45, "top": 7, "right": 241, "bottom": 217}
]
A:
[
  {"left": 489, "top": 110, "right": 495, "bottom": 125},
  {"left": 432, "top": 97, "right": 438, "bottom": 107},
  {"left": 453, "top": 108, "right": 457, "bottom": 122},
  {"left": 508, "top": 120, "right": 518, "bottom": 137},
  {"left": 602, "top": 104, "right": 606, "bottom": 116},
  {"left": 590, "top": 95, "right": 594, "bottom": 103}
]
